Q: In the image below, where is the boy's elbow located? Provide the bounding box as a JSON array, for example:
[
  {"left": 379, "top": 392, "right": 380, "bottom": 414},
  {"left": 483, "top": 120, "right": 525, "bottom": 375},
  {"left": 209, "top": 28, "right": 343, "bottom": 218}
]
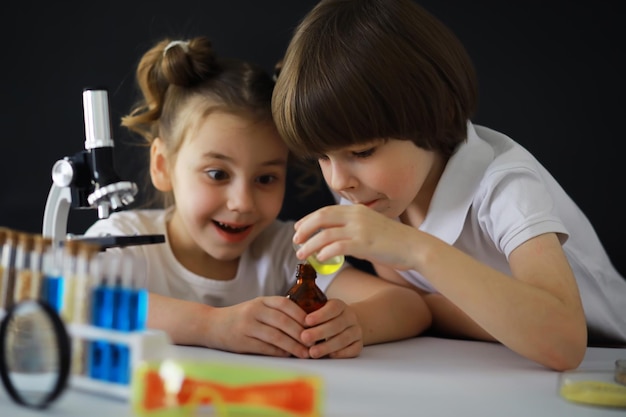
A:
[
  {"left": 543, "top": 347, "right": 585, "bottom": 372},
  {"left": 539, "top": 327, "right": 587, "bottom": 371}
]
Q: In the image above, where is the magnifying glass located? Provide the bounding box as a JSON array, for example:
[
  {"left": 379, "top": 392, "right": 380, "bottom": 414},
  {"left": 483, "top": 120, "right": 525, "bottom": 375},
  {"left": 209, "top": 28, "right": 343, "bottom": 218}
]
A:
[{"left": 0, "top": 299, "right": 71, "bottom": 409}]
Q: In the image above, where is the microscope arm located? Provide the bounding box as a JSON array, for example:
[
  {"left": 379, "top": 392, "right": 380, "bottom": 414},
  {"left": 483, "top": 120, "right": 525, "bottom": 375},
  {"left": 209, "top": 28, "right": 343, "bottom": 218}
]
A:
[{"left": 42, "top": 184, "right": 71, "bottom": 247}]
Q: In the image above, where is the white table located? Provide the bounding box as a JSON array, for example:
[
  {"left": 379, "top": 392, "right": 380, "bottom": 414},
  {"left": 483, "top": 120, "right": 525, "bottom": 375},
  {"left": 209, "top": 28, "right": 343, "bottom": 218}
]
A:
[{"left": 1, "top": 336, "right": 624, "bottom": 416}]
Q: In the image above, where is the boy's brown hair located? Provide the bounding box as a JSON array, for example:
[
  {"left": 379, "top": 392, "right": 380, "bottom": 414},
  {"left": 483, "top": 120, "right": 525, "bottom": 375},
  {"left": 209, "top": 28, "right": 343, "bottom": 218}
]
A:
[{"left": 273, "top": 0, "right": 478, "bottom": 160}]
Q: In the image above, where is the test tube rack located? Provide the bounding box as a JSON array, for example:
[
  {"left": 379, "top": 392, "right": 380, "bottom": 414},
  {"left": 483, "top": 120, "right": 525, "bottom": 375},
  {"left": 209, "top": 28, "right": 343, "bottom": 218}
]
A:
[
  {"left": 68, "top": 323, "right": 171, "bottom": 399},
  {"left": 0, "top": 307, "right": 172, "bottom": 400},
  {"left": 0, "top": 227, "right": 173, "bottom": 401}
]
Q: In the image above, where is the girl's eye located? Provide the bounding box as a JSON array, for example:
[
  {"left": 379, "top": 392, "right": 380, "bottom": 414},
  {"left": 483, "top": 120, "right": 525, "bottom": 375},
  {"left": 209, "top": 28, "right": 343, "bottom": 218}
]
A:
[
  {"left": 257, "top": 175, "right": 278, "bottom": 185},
  {"left": 206, "top": 170, "right": 229, "bottom": 181},
  {"left": 353, "top": 147, "right": 376, "bottom": 158}
]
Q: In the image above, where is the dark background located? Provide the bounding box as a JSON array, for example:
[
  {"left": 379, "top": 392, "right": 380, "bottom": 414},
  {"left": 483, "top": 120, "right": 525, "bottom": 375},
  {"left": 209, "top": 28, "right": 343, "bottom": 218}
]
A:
[{"left": 1, "top": 1, "right": 624, "bottom": 276}]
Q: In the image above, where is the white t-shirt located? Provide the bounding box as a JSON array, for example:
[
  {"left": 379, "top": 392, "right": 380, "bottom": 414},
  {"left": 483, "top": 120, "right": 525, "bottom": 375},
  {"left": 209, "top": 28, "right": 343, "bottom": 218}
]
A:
[
  {"left": 84, "top": 208, "right": 339, "bottom": 307},
  {"left": 339, "top": 122, "right": 626, "bottom": 345}
]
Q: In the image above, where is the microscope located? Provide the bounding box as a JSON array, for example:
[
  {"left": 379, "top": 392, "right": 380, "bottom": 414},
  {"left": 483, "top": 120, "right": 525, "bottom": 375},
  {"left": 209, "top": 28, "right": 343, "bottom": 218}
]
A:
[{"left": 42, "top": 88, "right": 164, "bottom": 249}]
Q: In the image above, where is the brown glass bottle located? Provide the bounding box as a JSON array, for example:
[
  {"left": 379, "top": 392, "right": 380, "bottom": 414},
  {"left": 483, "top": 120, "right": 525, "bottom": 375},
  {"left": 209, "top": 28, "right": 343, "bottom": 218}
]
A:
[{"left": 286, "top": 263, "right": 327, "bottom": 313}]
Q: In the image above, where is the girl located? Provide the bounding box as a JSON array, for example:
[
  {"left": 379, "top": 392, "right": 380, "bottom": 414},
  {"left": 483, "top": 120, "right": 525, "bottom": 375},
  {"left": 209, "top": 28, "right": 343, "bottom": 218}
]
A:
[
  {"left": 85, "top": 36, "right": 431, "bottom": 359},
  {"left": 272, "top": 0, "right": 626, "bottom": 370}
]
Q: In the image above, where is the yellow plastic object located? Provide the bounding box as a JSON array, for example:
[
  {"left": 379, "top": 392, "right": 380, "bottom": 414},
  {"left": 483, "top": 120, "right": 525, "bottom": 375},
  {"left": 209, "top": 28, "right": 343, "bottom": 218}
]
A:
[
  {"left": 306, "top": 254, "right": 344, "bottom": 275},
  {"left": 560, "top": 381, "right": 626, "bottom": 407},
  {"left": 559, "top": 369, "right": 626, "bottom": 408},
  {"left": 131, "top": 360, "right": 324, "bottom": 417},
  {"left": 292, "top": 233, "right": 345, "bottom": 275}
]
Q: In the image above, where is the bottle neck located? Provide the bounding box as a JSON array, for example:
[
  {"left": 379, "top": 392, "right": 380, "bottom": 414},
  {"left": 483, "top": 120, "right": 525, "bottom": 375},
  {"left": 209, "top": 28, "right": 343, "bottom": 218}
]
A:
[{"left": 296, "top": 263, "right": 317, "bottom": 282}]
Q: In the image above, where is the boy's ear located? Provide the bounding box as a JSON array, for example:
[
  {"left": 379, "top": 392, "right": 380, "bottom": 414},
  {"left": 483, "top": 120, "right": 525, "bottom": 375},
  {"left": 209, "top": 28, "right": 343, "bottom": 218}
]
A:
[{"left": 150, "top": 138, "right": 173, "bottom": 191}]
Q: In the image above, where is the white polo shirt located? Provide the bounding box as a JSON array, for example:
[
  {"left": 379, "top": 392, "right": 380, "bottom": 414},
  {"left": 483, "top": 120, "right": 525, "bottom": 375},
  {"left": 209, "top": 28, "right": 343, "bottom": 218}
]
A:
[{"left": 340, "top": 122, "right": 626, "bottom": 344}]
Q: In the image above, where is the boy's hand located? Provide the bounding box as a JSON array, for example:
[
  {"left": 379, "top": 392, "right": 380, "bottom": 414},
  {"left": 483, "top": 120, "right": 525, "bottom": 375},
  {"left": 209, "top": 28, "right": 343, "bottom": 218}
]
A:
[{"left": 294, "top": 204, "right": 417, "bottom": 271}]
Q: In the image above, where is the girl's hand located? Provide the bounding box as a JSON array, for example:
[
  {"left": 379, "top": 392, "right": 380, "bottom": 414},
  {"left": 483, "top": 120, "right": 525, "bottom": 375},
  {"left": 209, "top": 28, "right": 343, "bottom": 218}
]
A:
[
  {"left": 211, "top": 296, "right": 310, "bottom": 358},
  {"left": 299, "top": 298, "right": 364, "bottom": 359},
  {"left": 294, "top": 204, "right": 419, "bottom": 271}
]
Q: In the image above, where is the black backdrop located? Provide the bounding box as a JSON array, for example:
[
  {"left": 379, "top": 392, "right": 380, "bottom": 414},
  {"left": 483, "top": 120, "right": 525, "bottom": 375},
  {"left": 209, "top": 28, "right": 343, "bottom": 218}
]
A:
[{"left": 2, "top": 1, "right": 624, "bottom": 276}]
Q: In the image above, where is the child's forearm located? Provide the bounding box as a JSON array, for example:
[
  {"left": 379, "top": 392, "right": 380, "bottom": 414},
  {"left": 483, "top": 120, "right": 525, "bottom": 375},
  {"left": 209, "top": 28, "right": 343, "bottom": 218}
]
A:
[
  {"left": 351, "top": 287, "right": 432, "bottom": 345},
  {"left": 422, "top": 293, "right": 495, "bottom": 341},
  {"left": 147, "top": 292, "right": 215, "bottom": 347}
]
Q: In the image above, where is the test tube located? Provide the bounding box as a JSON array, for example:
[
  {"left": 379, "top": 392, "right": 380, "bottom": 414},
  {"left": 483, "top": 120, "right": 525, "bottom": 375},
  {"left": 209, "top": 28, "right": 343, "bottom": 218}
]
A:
[
  {"left": 72, "top": 242, "right": 101, "bottom": 324},
  {"left": 89, "top": 251, "right": 116, "bottom": 381},
  {"left": 0, "top": 229, "right": 18, "bottom": 310},
  {"left": 59, "top": 240, "right": 80, "bottom": 322},
  {"left": 110, "top": 254, "right": 135, "bottom": 384},
  {"left": 13, "top": 232, "right": 35, "bottom": 303},
  {"left": 71, "top": 242, "right": 101, "bottom": 376},
  {"left": 41, "top": 241, "right": 65, "bottom": 313},
  {"left": 292, "top": 229, "right": 345, "bottom": 275},
  {"left": 29, "top": 235, "right": 52, "bottom": 300}
]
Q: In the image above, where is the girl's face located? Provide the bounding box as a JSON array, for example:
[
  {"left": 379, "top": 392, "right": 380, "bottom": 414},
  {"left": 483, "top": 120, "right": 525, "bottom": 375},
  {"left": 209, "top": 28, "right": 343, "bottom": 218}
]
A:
[
  {"left": 155, "top": 111, "right": 288, "bottom": 268},
  {"left": 318, "top": 139, "right": 444, "bottom": 219}
]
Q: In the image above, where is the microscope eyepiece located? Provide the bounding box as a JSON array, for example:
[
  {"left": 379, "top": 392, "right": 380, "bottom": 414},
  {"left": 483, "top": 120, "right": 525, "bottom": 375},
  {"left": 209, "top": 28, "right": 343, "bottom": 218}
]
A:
[
  {"left": 83, "top": 89, "right": 114, "bottom": 150},
  {"left": 81, "top": 89, "right": 138, "bottom": 218}
]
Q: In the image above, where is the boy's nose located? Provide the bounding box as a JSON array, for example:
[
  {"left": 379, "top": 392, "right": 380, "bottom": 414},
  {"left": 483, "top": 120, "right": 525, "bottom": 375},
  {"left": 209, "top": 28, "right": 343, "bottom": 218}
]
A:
[{"left": 325, "top": 162, "right": 357, "bottom": 191}]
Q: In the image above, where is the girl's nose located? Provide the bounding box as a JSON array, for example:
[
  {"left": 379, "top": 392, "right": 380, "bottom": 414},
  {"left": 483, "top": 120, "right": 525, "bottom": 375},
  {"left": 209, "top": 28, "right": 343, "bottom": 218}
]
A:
[{"left": 226, "top": 182, "right": 255, "bottom": 213}]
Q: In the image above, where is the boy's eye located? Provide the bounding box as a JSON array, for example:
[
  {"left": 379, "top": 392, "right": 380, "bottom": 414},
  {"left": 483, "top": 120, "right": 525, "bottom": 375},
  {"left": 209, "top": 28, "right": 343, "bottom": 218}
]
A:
[
  {"left": 206, "top": 170, "right": 229, "bottom": 180},
  {"left": 353, "top": 147, "right": 375, "bottom": 158},
  {"left": 316, "top": 147, "right": 375, "bottom": 162}
]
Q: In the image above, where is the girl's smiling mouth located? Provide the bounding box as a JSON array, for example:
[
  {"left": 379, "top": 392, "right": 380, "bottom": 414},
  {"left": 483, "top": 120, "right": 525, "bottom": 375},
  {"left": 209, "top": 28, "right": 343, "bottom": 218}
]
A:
[{"left": 213, "top": 220, "right": 253, "bottom": 242}]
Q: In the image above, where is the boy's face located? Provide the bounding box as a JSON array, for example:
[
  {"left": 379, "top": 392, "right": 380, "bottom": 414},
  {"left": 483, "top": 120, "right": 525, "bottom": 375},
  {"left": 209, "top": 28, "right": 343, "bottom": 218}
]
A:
[
  {"left": 317, "top": 139, "right": 441, "bottom": 219},
  {"left": 163, "top": 111, "right": 288, "bottom": 264}
]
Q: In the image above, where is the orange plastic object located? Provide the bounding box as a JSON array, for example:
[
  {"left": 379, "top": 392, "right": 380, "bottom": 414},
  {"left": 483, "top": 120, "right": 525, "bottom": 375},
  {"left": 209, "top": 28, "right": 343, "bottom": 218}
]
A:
[{"left": 132, "top": 360, "right": 324, "bottom": 417}]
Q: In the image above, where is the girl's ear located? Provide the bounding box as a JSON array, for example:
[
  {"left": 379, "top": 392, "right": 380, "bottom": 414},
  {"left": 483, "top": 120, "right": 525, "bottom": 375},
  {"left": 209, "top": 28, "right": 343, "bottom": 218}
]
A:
[{"left": 150, "top": 138, "right": 173, "bottom": 191}]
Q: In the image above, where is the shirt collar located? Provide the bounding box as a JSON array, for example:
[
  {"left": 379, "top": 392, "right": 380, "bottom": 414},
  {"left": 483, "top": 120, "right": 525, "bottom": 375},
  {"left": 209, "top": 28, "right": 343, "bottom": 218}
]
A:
[{"left": 420, "top": 122, "right": 494, "bottom": 244}]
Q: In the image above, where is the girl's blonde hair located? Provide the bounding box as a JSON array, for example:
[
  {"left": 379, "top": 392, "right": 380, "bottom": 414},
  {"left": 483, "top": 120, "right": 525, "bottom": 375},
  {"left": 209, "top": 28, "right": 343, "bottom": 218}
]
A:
[{"left": 122, "top": 36, "right": 276, "bottom": 207}]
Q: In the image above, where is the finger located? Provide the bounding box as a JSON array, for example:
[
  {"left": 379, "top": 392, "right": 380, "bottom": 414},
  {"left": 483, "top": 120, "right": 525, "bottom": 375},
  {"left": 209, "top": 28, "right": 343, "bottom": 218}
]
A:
[
  {"left": 309, "top": 335, "right": 362, "bottom": 359},
  {"left": 303, "top": 228, "right": 345, "bottom": 262},
  {"left": 295, "top": 216, "right": 357, "bottom": 263},
  {"left": 252, "top": 299, "right": 310, "bottom": 357},
  {"left": 304, "top": 299, "right": 343, "bottom": 327},
  {"left": 303, "top": 304, "right": 362, "bottom": 356},
  {"left": 325, "top": 341, "right": 363, "bottom": 359},
  {"left": 248, "top": 325, "right": 310, "bottom": 358},
  {"left": 294, "top": 206, "right": 328, "bottom": 231},
  {"left": 264, "top": 296, "right": 308, "bottom": 324},
  {"left": 233, "top": 338, "right": 291, "bottom": 357},
  {"left": 301, "top": 316, "right": 360, "bottom": 347},
  {"left": 293, "top": 206, "right": 340, "bottom": 243}
]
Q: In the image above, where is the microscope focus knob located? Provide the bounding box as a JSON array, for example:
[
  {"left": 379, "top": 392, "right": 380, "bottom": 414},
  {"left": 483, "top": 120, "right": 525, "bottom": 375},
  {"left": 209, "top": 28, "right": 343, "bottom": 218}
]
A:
[{"left": 51, "top": 159, "right": 75, "bottom": 187}]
